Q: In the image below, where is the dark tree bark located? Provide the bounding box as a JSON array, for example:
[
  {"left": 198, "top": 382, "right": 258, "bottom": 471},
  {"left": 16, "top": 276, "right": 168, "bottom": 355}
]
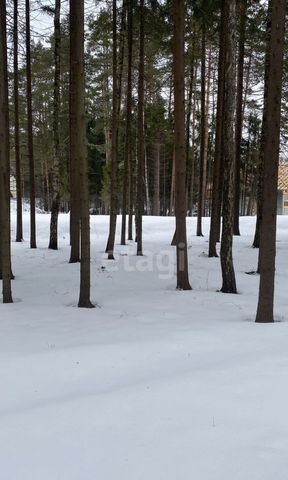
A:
[
  {"left": 136, "top": 0, "right": 145, "bottom": 256},
  {"left": 49, "top": 0, "right": 61, "bottom": 250},
  {"left": 106, "top": 0, "right": 126, "bottom": 258},
  {"left": 253, "top": 1, "right": 272, "bottom": 251},
  {"left": 69, "top": 0, "right": 80, "bottom": 263},
  {"left": 25, "top": 0, "right": 36, "bottom": 248},
  {"left": 196, "top": 22, "right": 206, "bottom": 237},
  {"left": 233, "top": 0, "right": 247, "bottom": 236},
  {"left": 255, "top": 0, "right": 286, "bottom": 323},
  {"left": 0, "top": 0, "right": 13, "bottom": 303},
  {"left": 185, "top": 42, "right": 195, "bottom": 213},
  {"left": 220, "top": 0, "right": 237, "bottom": 294},
  {"left": 121, "top": 0, "right": 133, "bottom": 245},
  {"left": 208, "top": 0, "right": 225, "bottom": 257},
  {"left": 152, "top": 143, "right": 160, "bottom": 216},
  {"left": 70, "top": 0, "right": 94, "bottom": 308},
  {"left": 173, "top": 0, "right": 191, "bottom": 291},
  {"left": 14, "top": 0, "right": 23, "bottom": 243}
]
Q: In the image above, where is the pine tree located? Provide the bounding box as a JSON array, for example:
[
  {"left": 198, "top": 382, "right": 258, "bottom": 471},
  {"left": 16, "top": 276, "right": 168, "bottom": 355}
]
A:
[
  {"left": 25, "top": 0, "right": 37, "bottom": 249},
  {"left": 136, "top": 0, "right": 145, "bottom": 256},
  {"left": 49, "top": 0, "right": 61, "bottom": 250},
  {"left": 173, "top": 0, "right": 191, "bottom": 291},
  {"left": 14, "top": 0, "right": 23, "bottom": 243},
  {"left": 255, "top": 0, "right": 286, "bottom": 323},
  {"left": 0, "top": 0, "right": 13, "bottom": 303},
  {"left": 220, "top": 0, "right": 237, "bottom": 294}
]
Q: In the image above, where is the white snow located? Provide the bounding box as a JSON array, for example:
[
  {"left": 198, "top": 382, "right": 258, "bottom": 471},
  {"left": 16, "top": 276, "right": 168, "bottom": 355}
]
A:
[{"left": 1, "top": 212, "right": 288, "bottom": 480}]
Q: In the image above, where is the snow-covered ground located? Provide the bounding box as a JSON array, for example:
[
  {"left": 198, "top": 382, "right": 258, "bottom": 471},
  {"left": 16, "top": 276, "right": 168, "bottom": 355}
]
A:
[{"left": 1, "top": 212, "right": 288, "bottom": 480}]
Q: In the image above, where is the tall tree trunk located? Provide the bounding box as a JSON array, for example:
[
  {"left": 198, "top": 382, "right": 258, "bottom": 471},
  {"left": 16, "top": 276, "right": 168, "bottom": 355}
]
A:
[
  {"left": 136, "top": 0, "right": 145, "bottom": 256},
  {"left": 233, "top": 0, "right": 247, "bottom": 236},
  {"left": 14, "top": 0, "right": 22, "bottom": 243},
  {"left": 152, "top": 142, "right": 160, "bottom": 216},
  {"left": 253, "top": 2, "right": 272, "bottom": 251},
  {"left": 196, "top": 23, "right": 206, "bottom": 237},
  {"left": 220, "top": 0, "right": 237, "bottom": 294},
  {"left": 173, "top": 0, "right": 191, "bottom": 291},
  {"left": 185, "top": 39, "right": 195, "bottom": 214},
  {"left": 25, "top": 0, "right": 36, "bottom": 248},
  {"left": 69, "top": 0, "right": 80, "bottom": 263},
  {"left": 49, "top": 0, "right": 61, "bottom": 250},
  {"left": 121, "top": 0, "right": 133, "bottom": 245},
  {"left": 0, "top": 0, "right": 13, "bottom": 302},
  {"left": 106, "top": 0, "right": 119, "bottom": 259},
  {"left": 255, "top": 0, "right": 286, "bottom": 323},
  {"left": 70, "top": 0, "right": 94, "bottom": 308},
  {"left": 208, "top": 0, "right": 225, "bottom": 257}
]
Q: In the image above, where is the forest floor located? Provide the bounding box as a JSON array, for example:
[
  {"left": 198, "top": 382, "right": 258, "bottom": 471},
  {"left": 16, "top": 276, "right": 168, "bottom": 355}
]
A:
[{"left": 1, "top": 211, "right": 288, "bottom": 480}]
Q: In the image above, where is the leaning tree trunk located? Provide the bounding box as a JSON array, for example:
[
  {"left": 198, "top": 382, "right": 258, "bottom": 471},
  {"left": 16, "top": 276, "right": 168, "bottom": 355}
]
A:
[
  {"left": 25, "top": 0, "right": 36, "bottom": 248},
  {"left": 0, "top": 0, "right": 13, "bottom": 303},
  {"left": 220, "top": 0, "right": 237, "bottom": 294},
  {"left": 70, "top": 0, "right": 94, "bottom": 308},
  {"left": 49, "top": 0, "right": 61, "bottom": 250},
  {"left": 208, "top": 0, "right": 225, "bottom": 257},
  {"left": 255, "top": 0, "right": 286, "bottom": 323},
  {"left": 136, "top": 0, "right": 145, "bottom": 256},
  {"left": 173, "top": 0, "right": 191, "bottom": 291},
  {"left": 233, "top": 0, "right": 247, "bottom": 236},
  {"left": 14, "top": 0, "right": 23, "bottom": 242}
]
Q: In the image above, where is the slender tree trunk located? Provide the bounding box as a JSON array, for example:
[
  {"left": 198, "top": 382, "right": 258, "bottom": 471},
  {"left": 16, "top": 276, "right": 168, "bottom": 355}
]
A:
[
  {"left": 189, "top": 61, "right": 198, "bottom": 216},
  {"left": 208, "top": 0, "right": 225, "bottom": 257},
  {"left": 173, "top": 0, "right": 191, "bottom": 290},
  {"left": 233, "top": 0, "right": 247, "bottom": 236},
  {"left": 253, "top": 2, "right": 272, "bottom": 251},
  {"left": 106, "top": 0, "right": 119, "bottom": 259},
  {"left": 185, "top": 43, "right": 194, "bottom": 211},
  {"left": 70, "top": 0, "right": 94, "bottom": 308},
  {"left": 121, "top": 0, "right": 133, "bottom": 245},
  {"left": 14, "top": 0, "right": 22, "bottom": 242},
  {"left": 255, "top": 0, "right": 286, "bottom": 323},
  {"left": 220, "top": 0, "right": 237, "bottom": 294},
  {"left": 69, "top": 0, "right": 80, "bottom": 262},
  {"left": 25, "top": 0, "right": 36, "bottom": 248},
  {"left": 0, "top": 0, "right": 13, "bottom": 302},
  {"left": 49, "top": 0, "right": 61, "bottom": 250},
  {"left": 152, "top": 143, "right": 160, "bottom": 216},
  {"left": 196, "top": 23, "right": 206, "bottom": 237},
  {"left": 136, "top": 0, "right": 145, "bottom": 256}
]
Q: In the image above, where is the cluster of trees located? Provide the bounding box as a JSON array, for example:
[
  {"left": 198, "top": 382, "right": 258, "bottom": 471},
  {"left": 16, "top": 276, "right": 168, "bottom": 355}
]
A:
[{"left": 0, "top": 0, "right": 286, "bottom": 323}]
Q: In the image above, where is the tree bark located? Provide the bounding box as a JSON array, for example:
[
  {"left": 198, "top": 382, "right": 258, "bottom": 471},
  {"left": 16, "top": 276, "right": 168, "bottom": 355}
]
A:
[
  {"left": 253, "top": 2, "right": 272, "bottom": 251},
  {"left": 220, "top": 0, "right": 237, "bottom": 294},
  {"left": 49, "top": 0, "right": 61, "bottom": 250},
  {"left": 196, "top": 23, "right": 206, "bottom": 237},
  {"left": 255, "top": 0, "right": 286, "bottom": 323},
  {"left": 233, "top": 0, "right": 247, "bottom": 236},
  {"left": 70, "top": 0, "right": 94, "bottom": 308},
  {"left": 25, "top": 0, "right": 36, "bottom": 248},
  {"left": 208, "top": 0, "right": 225, "bottom": 257},
  {"left": 173, "top": 0, "right": 191, "bottom": 290},
  {"left": 121, "top": 0, "right": 133, "bottom": 245},
  {"left": 136, "top": 0, "right": 145, "bottom": 256},
  {"left": 14, "top": 0, "right": 23, "bottom": 243},
  {"left": 0, "top": 0, "right": 13, "bottom": 302}
]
